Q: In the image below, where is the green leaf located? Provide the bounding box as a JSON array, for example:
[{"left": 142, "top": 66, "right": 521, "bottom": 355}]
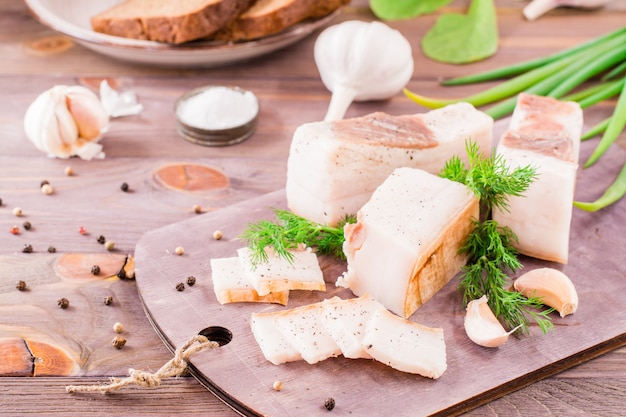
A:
[
  {"left": 370, "top": 0, "right": 453, "bottom": 21},
  {"left": 421, "top": 0, "right": 498, "bottom": 64}
]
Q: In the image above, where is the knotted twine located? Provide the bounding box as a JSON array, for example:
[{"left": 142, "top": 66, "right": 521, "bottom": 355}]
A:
[{"left": 66, "top": 335, "right": 219, "bottom": 394}]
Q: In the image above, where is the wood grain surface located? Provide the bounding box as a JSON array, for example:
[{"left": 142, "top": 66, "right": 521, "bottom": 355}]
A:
[{"left": 1, "top": 0, "right": 625, "bottom": 416}]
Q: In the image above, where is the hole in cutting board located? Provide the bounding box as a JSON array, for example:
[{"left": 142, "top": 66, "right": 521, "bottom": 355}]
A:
[{"left": 199, "top": 326, "right": 232, "bottom": 346}]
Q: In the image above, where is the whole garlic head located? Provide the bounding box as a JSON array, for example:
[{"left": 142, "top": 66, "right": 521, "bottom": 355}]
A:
[
  {"left": 24, "top": 85, "right": 110, "bottom": 160},
  {"left": 314, "top": 20, "right": 414, "bottom": 121}
]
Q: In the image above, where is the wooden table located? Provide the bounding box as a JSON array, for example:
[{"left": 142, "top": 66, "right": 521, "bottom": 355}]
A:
[{"left": 1, "top": 0, "right": 625, "bottom": 415}]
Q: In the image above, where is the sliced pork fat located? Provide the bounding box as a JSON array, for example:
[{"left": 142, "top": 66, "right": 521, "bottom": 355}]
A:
[
  {"left": 319, "top": 294, "right": 382, "bottom": 359},
  {"left": 210, "top": 256, "right": 289, "bottom": 305},
  {"left": 362, "top": 305, "right": 447, "bottom": 379},
  {"left": 237, "top": 246, "right": 325, "bottom": 296}
]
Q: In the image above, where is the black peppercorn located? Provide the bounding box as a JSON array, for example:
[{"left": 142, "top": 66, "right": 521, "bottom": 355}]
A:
[
  {"left": 324, "top": 397, "right": 335, "bottom": 411},
  {"left": 186, "top": 276, "right": 196, "bottom": 286},
  {"left": 57, "top": 297, "right": 69, "bottom": 309},
  {"left": 120, "top": 182, "right": 129, "bottom": 192},
  {"left": 23, "top": 221, "right": 32, "bottom": 230},
  {"left": 0, "top": 197, "right": 3, "bottom": 206},
  {"left": 16, "top": 280, "right": 27, "bottom": 291},
  {"left": 175, "top": 282, "right": 185, "bottom": 291},
  {"left": 112, "top": 336, "right": 126, "bottom": 349},
  {"left": 117, "top": 268, "right": 127, "bottom": 280},
  {"left": 97, "top": 235, "right": 106, "bottom": 244},
  {"left": 91, "top": 265, "right": 101, "bottom": 275},
  {"left": 22, "top": 244, "right": 33, "bottom": 253},
  {"left": 104, "top": 296, "right": 113, "bottom": 305},
  {"left": 48, "top": 246, "right": 56, "bottom": 253}
]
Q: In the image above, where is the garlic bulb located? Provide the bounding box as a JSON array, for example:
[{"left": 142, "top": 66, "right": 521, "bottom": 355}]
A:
[
  {"left": 523, "top": 0, "right": 612, "bottom": 21},
  {"left": 514, "top": 268, "right": 578, "bottom": 317},
  {"left": 24, "top": 85, "right": 110, "bottom": 160},
  {"left": 464, "top": 295, "right": 520, "bottom": 348},
  {"left": 314, "top": 20, "right": 414, "bottom": 121}
]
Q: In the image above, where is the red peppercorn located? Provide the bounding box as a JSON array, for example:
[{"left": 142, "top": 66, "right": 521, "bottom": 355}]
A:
[
  {"left": 9, "top": 226, "right": 19, "bottom": 235},
  {"left": 79, "top": 226, "right": 87, "bottom": 235}
]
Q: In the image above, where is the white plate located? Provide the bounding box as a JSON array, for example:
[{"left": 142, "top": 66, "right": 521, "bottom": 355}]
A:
[{"left": 24, "top": 0, "right": 342, "bottom": 68}]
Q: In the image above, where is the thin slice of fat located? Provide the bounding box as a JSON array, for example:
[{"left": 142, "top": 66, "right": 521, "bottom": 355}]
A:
[
  {"left": 492, "top": 93, "right": 582, "bottom": 264},
  {"left": 338, "top": 167, "right": 479, "bottom": 318},
  {"left": 210, "top": 257, "right": 288, "bottom": 305},
  {"left": 362, "top": 305, "right": 447, "bottom": 379},
  {"left": 250, "top": 312, "right": 302, "bottom": 365},
  {"left": 272, "top": 302, "right": 342, "bottom": 364},
  {"left": 237, "top": 246, "right": 325, "bottom": 296},
  {"left": 319, "top": 294, "right": 383, "bottom": 359},
  {"left": 286, "top": 103, "right": 493, "bottom": 226}
]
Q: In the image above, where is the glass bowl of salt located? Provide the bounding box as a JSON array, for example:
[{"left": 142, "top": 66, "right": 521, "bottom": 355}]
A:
[{"left": 175, "top": 85, "right": 259, "bottom": 146}]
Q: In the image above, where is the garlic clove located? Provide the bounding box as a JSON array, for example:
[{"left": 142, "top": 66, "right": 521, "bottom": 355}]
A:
[
  {"left": 66, "top": 86, "right": 109, "bottom": 140},
  {"left": 24, "top": 86, "right": 74, "bottom": 158},
  {"left": 514, "top": 268, "right": 578, "bottom": 317},
  {"left": 464, "top": 295, "right": 519, "bottom": 348},
  {"left": 523, "top": 0, "right": 612, "bottom": 21}
]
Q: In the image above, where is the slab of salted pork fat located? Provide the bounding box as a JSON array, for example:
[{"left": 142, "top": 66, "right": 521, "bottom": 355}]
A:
[
  {"left": 286, "top": 102, "right": 493, "bottom": 226},
  {"left": 337, "top": 167, "right": 479, "bottom": 318},
  {"left": 492, "top": 93, "right": 583, "bottom": 264}
]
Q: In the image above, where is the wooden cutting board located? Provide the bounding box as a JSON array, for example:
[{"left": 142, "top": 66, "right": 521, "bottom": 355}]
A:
[{"left": 134, "top": 140, "right": 626, "bottom": 417}]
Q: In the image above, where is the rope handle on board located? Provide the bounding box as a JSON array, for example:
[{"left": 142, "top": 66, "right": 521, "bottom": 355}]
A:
[{"left": 66, "top": 335, "right": 219, "bottom": 394}]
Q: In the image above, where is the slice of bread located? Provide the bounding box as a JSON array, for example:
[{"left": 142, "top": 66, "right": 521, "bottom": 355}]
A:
[
  {"left": 91, "top": 0, "right": 254, "bottom": 44},
  {"left": 212, "top": 0, "right": 350, "bottom": 41}
]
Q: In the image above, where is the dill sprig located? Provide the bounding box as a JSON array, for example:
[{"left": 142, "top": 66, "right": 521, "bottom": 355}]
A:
[
  {"left": 441, "top": 141, "right": 538, "bottom": 219},
  {"left": 441, "top": 140, "right": 553, "bottom": 334},
  {"left": 239, "top": 209, "right": 355, "bottom": 265}
]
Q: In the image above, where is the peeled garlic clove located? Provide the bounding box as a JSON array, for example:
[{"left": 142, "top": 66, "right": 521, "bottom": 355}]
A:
[
  {"left": 24, "top": 85, "right": 109, "bottom": 160},
  {"left": 464, "top": 295, "right": 519, "bottom": 348},
  {"left": 514, "top": 268, "right": 578, "bottom": 317}
]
